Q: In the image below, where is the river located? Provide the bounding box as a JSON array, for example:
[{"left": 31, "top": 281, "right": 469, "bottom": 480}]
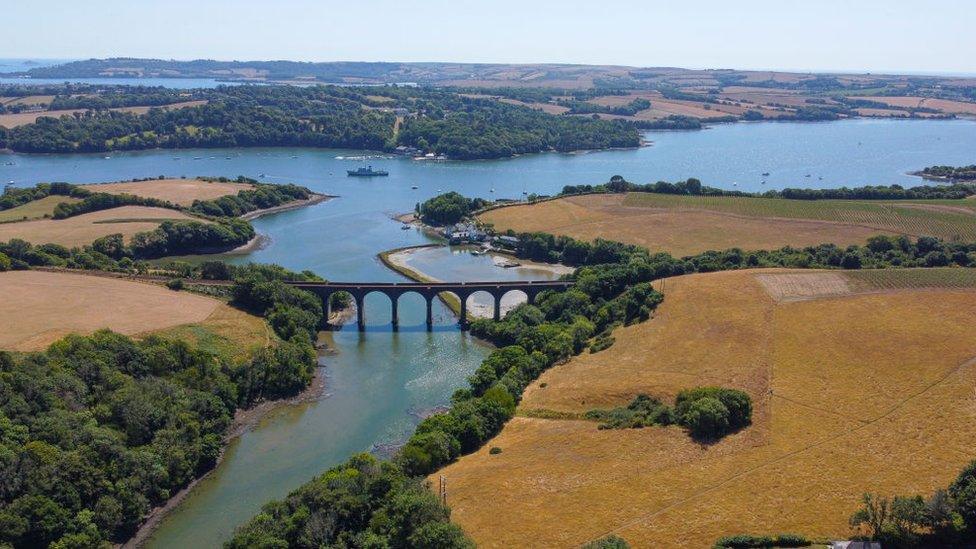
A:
[{"left": 2, "top": 118, "right": 975, "bottom": 547}]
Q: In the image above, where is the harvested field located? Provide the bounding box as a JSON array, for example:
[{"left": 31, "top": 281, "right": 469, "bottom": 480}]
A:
[
  {"left": 0, "top": 270, "right": 222, "bottom": 351},
  {"left": 81, "top": 178, "right": 253, "bottom": 206},
  {"left": 497, "top": 98, "right": 569, "bottom": 115},
  {"left": 850, "top": 96, "right": 976, "bottom": 115},
  {"left": 0, "top": 195, "right": 82, "bottom": 222},
  {"left": 0, "top": 95, "right": 54, "bottom": 107},
  {"left": 755, "top": 271, "right": 855, "bottom": 302},
  {"left": 437, "top": 269, "right": 976, "bottom": 547},
  {"left": 620, "top": 192, "right": 976, "bottom": 240},
  {"left": 0, "top": 205, "right": 204, "bottom": 247},
  {"left": 0, "top": 109, "right": 86, "bottom": 128},
  {"left": 479, "top": 193, "right": 967, "bottom": 256},
  {"left": 0, "top": 100, "right": 207, "bottom": 128}
]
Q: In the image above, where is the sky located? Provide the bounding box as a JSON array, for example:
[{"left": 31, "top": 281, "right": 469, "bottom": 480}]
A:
[{"left": 2, "top": 0, "right": 974, "bottom": 74}]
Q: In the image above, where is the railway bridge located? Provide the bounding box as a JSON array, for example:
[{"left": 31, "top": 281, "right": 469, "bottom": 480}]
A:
[{"left": 285, "top": 280, "right": 574, "bottom": 331}]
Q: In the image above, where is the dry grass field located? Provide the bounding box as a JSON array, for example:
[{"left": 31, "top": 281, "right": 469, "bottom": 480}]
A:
[
  {"left": 81, "top": 178, "right": 253, "bottom": 206},
  {"left": 479, "top": 193, "right": 976, "bottom": 256},
  {"left": 851, "top": 96, "right": 976, "bottom": 115},
  {"left": 437, "top": 269, "right": 976, "bottom": 547},
  {"left": 0, "top": 195, "right": 82, "bottom": 222},
  {"left": 0, "top": 270, "right": 222, "bottom": 351},
  {"left": 0, "top": 205, "right": 204, "bottom": 247},
  {"left": 0, "top": 100, "right": 207, "bottom": 128},
  {"left": 148, "top": 298, "right": 273, "bottom": 362},
  {"left": 0, "top": 95, "right": 55, "bottom": 106}
]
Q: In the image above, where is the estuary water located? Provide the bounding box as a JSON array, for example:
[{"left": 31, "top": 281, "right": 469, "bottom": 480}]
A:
[{"left": 2, "top": 118, "right": 975, "bottom": 546}]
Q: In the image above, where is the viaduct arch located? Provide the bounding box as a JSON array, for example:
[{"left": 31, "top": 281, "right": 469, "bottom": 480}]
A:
[{"left": 285, "top": 280, "right": 574, "bottom": 331}]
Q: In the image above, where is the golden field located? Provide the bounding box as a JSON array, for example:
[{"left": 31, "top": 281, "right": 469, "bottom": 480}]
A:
[
  {"left": 0, "top": 205, "right": 204, "bottom": 247},
  {"left": 0, "top": 270, "right": 221, "bottom": 351},
  {"left": 435, "top": 269, "right": 976, "bottom": 547},
  {"left": 80, "top": 178, "right": 253, "bottom": 206},
  {"left": 480, "top": 194, "right": 880, "bottom": 256},
  {"left": 479, "top": 193, "right": 976, "bottom": 256},
  {"left": 0, "top": 100, "right": 207, "bottom": 128}
]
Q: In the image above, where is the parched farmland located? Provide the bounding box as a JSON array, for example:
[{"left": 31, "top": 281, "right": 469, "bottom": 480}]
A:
[
  {"left": 80, "top": 177, "right": 254, "bottom": 206},
  {"left": 435, "top": 269, "right": 976, "bottom": 547},
  {"left": 479, "top": 193, "right": 976, "bottom": 256},
  {"left": 0, "top": 270, "right": 219, "bottom": 351},
  {"left": 0, "top": 205, "right": 206, "bottom": 247}
]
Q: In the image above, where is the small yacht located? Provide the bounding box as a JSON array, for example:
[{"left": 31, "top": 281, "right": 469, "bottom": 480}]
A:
[
  {"left": 490, "top": 188, "right": 495, "bottom": 193},
  {"left": 761, "top": 172, "right": 770, "bottom": 177},
  {"left": 411, "top": 185, "right": 419, "bottom": 189}
]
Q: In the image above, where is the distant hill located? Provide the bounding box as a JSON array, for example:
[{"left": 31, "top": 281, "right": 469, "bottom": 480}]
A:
[{"left": 9, "top": 58, "right": 976, "bottom": 92}]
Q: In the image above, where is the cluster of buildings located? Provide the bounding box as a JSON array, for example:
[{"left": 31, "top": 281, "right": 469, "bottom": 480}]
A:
[{"left": 440, "top": 223, "right": 519, "bottom": 249}]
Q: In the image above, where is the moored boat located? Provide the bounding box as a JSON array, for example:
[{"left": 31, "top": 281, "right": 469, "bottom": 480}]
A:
[{"left": 347, "top": 165, "right": 389, "bottom": 177}]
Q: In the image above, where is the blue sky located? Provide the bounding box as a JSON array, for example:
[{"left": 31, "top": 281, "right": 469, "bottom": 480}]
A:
[{"left": 3, "top": 0, "right": 974, "bottom": 73}]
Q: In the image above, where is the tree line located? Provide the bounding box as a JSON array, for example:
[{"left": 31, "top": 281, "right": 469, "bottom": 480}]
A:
[
  {"left": 0, "top": 261, "right": 325, "bottom": 547},
  {"left": 560, "top": 175, "right": 976, "bottom": 200}
]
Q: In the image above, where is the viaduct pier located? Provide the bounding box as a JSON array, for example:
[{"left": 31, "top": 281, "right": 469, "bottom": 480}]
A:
[{"left": 285, "top": 280, "right": 574, "bottom": 331}]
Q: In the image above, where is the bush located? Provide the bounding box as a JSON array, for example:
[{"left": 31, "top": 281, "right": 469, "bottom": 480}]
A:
[
  {"left": 679, "top": 397, "right": 730, "bottom": 439},
  {"left": 583, "top": 535, "right": 631, "bottom": 548},
  {"left": 165, "top": 278, "right": 185, "bottom": 291},
  {"left": 0, "top": 252, "right": 10, "bottom": 272},
  {"left": 489, "top": 446, "right": 502, "bottom": 455},
  {"left": 676, "top": 387, "right": 752, "bottom": 434},
  {"left": 586, "top": 394, "right": 675, "bottom": 430}
]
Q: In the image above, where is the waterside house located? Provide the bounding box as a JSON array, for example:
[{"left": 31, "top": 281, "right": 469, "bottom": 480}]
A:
[
  {"left": 443, "top": 223, "right": 487, "bottom": 244},
  {"left": 493, "top": 235, "right": 519, "bottom": 250}
]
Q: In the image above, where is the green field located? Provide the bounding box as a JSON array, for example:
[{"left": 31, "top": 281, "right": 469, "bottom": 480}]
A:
[
  {"left": 622, "top": 193, "right": 976, "bottom": 241},
  {"left": 847, "top": 267, "right": 976, "bottom": 290},
  {"left": 0, "top": 195, "right": 81, "bottom": 223}
]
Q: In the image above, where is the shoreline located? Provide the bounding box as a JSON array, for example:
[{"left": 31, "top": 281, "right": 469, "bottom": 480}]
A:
[
  {"left": 216, "top": 193, "right": 333, "bottom": 256},
  {"left": 123, "top": 364, "right": 330, "bottom": 548},
  {"left": 241, "top": 192, "right": 334, "bottom": 221},
  {"left": 377, "top": 243, "right": 574, "bottom": 320}
]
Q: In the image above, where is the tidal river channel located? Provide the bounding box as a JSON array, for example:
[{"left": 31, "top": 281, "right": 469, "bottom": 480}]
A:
[{"left": 2, "top": 118, "right": 975, "bottom": 546}]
